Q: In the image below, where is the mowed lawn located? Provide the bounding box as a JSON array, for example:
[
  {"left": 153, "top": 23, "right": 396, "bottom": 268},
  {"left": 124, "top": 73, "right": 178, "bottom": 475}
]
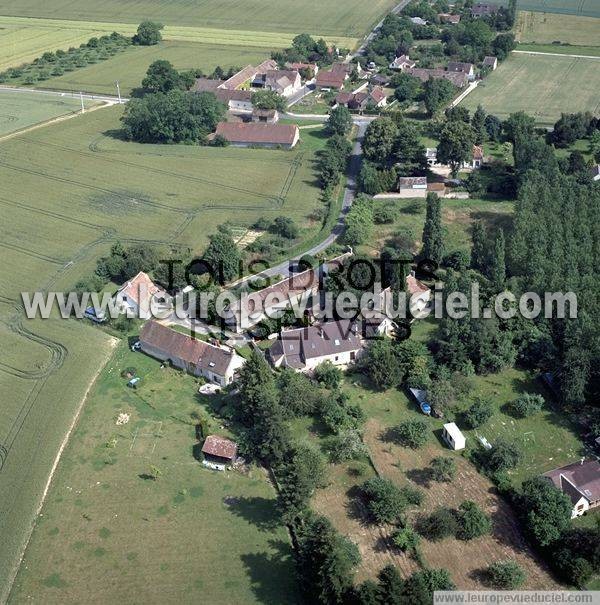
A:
[
  {"left": 0, "top": 90, "right": 99, "bottom": 137},
  {"left": 515, "top": 10, "right": 600, "bottom": 47},
  {"left": 8, "top": 343, "right": 300, "bottom": 604},
  {"left": 461, "top": 53, "right": 600, "bottom": 124},
  {"left": 0, "top": 0, "right": 399, "bottom": 38},
  {"left": 42, "top": 41, "right": 274, "bottom": 96},
  {"left": 0, "top": 106, "right": 326, "bottom": 600}
]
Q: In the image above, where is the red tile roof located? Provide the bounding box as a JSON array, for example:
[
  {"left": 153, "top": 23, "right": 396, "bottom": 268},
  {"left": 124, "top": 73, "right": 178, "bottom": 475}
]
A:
[
  {"left": 215, "top": 122, "right": 299, "bottom": 146},
  {"left": 316, "top": 70, "right": 346, "bottom": 89},
  {"left": 202, "top": 435, "right": 238, "bottom": 460},
  {"left": 117, "top": 271, "right": 165, "bottom": 306}
]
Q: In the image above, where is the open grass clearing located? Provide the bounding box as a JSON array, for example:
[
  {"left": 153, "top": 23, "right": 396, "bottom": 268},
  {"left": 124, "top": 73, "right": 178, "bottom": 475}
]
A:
[
  {"left": 0, "top": 90, "right": 99, "bottom": 136},
  {"left": 339, "top": 373, "right": 578, "bottom": 587},
  {"left": 40, "top": 40, "right": 274, "bottom": 96},
  {"left": 515, "top": 10, "right": 600, "bottom": 47},
  {"left": 461, "top": 53, "right": 600, "bottom": 124},
  {"left": 359, "top": 196, "right": 514, "bottom": 258},
  {"left": 8, "top": 342, "right": 300, "bottom": 604}
]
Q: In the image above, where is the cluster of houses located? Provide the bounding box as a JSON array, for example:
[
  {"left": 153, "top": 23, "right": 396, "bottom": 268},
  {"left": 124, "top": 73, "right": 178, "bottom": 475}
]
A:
[
  {"left": 388, "top": 53, "right": 497, "bottom": 89},
  {"left": 193, "top": 59, "right": 307, "bottom": 149}
]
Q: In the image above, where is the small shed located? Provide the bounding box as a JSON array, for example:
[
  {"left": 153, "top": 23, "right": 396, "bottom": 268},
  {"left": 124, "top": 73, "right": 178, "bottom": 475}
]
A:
[
  {"left": 202, "top": 435, "right": 238, "bottom": 470},
  {"left": 442, "top": 422, "right": 465, "bottom": 450}
]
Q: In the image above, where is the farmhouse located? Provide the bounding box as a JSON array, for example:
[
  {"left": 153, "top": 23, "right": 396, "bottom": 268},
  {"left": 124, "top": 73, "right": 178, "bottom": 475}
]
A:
[
  {"left": 139, "top": 321, "right": 245, "bottom": 386},
  {"left": 439, "top": 13, "right": 461, "bottom": 24},
  {"left": 268, "top": 319, "right": 364, "bottom": 372},
  {"left": 334, "top": 86, "right": 387, "bottom": 111},
  {"left": 447, "top": 61, "right": 475, "bottom": 80},
  {"left": 544, "top": 459, "right": 600, "bottom": 518},
  {"left": 471, "top": 2, "right": 500, "bottom": 18},
  {"left": 390, "top": 54, "right": 416, "bottom": 71},
  {"left": 406, "top": 271, "right": 431, "bottom": 315},
  {"left": 114, "top": 271, "right": 168, "bottom": 320},
  {"left": 202, "top": 435, "right": 238, "bottom": 470},
  {"left": 214, "top": 122, "right": 300, "bottom": 149},
  {"left": 192, "top": 79, "right": 254, "bottom": 112},
  {"left": 483, "top": 56, "right": 498, "bottom": 71},
  {"left": 443, "top": 422, "right": 466, "bottom": 450},
  {"left": 316, "top": 69, "right": 347, "bottom": 91},
  {"left": 263, "top": 69, "right": 302, "bottom": 96},
  {"left": 287, "top": 62, "right": 319, "bottom": 77},
  {"left": 220, "top": 59, "right": 278, "bottom": 90},
  {"left": 406, "top": 67, "right": 468, "bottom": 88}
]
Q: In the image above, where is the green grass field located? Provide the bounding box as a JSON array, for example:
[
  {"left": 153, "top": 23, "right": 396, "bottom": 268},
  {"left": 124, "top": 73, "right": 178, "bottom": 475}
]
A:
[
  {"left": 40, "top": 41, "right": 274, "bottom": 96},
  {"left": 0, "top": 0, "right": 397, "bottom": 38},
  {"left": 516, "top": 10, "right": 600, "bottom": 47},
  {"left": 461, "top": 53, "right": 600, "bottom": 124},
  {"left": 0, "top": 90, "right": 100, "bottom": 136},
  {"left": 7, "top": 342, "right": 300, "bottom": 604},
  {"left": 0, "top": 106, "right": 327, "bottom": 601}
]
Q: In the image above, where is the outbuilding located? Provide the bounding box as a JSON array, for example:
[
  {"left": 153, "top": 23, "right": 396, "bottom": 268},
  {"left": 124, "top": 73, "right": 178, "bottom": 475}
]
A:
[
  {"left": 202, "top": 435, "right": 238, "bottom": 470},
  {"left": 442, "top": 422, "right": 466, "bottom": 450}
]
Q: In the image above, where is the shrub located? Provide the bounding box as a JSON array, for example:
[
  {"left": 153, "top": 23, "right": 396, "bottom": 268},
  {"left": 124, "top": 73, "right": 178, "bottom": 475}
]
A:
[
  {"left": 362, "top": 477, "right": 408, "bottom": 524},
  {"left": 430, "top": 457, "right": 456, "bottom": 482},
  {"left": 395, "top": 419, "right": 428, "bottom": 449},
  {"left": 329, "top": 430, "right": 368, "bottom": 463},
  {"left": 464, "top": 398, "right": 493, "bottom": 428},
  {"left": 417, "top": 508, "right": 459, "bottom": 541},
  {"left": 456, "top": 501, "right": 492, "bottom": 540},
  {"left": 482, "top": 438, "right": 522, "bottom": 473},
  {"left": 314, "top": 361, "right": 343, "bottom": 389},
  {"left": 486, "top": 560, "right": 526, "bottom": 589},
  {"left": 508, "top": 393, "right": 545, "bottom": 418},
  {"left": 392, "top": 526, "right": 420, "bottom": 552}
]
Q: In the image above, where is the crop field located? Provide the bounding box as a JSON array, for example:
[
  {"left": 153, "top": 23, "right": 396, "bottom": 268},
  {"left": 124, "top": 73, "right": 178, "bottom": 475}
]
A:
[
  {"left": 515, "top": 10, "right": 600, "bottom": 47},
  {"left": 0, "top": 18, "right": 106, "bottom": 71},
  {"left": 0, "top": 105, "right": 326, "bottom": 600},
  {"left": 517, "top": 0, "right": 600, "bottom": 18},
  {"left": 42, "top": 41, "right": 274, "bottom": 96},
  {"left": 0, "top": 0, "right": 398, "bottom": 38},
  {"left": 0, "top": 15, "right": 358, "bottom": 72},
  {"left": 0, "top": 90, "right": 100, "bottom": 137},
  {"left": 8, "top": 343, "right": 300, "bottom": 604},
  {"left": 461, "top": 53, "right": 600, "bottom": 124}
]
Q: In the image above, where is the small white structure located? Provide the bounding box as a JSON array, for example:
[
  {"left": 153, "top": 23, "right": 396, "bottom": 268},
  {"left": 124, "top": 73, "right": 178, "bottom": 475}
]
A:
[
  {"left": 410, "top": 16, "right": 428, "bottom": 26},
  {"left": 443, "top": 422, "right": 466, "bottom": 450},
  {"left": 591, "top": 165, "right": 600, "bottom": 182}
]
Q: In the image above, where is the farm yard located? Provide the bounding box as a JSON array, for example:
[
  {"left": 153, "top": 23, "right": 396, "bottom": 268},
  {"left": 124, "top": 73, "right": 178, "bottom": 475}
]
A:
[
  {"left": 461, "top": 53, "right": 600, "bottom": 124},
  {"left": 0, "top": 105, "right": 328, "bottom": 601},
  {"left": 0, "top": 90, "right": 100, "bottom": 137},
  {"left": 0, "top": 0, "right": 399, "bottom": 39},
  {"left": 7, "top": 343, "right": 300, "bottom": 605},
  {"left": 40, "top": 41, "right": 275, "bottom": 96}
]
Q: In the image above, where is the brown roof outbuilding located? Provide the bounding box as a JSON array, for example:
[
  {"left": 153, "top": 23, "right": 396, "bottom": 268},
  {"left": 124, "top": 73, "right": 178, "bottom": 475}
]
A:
[
  {"left": 215, "top": 122, "right": 299, "bottom": 146},
  {"left": 202, "top": 435, "right": 238, "bottom": 461}
]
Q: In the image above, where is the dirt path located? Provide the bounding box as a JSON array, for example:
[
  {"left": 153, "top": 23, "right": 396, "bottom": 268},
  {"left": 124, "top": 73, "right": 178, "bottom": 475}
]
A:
[{"left": 0, "top": 101, "right": 114, "bottom": 144}]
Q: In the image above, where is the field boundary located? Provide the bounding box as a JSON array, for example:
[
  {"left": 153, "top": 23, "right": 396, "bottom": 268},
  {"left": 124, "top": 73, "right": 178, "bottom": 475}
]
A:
[{"left": 513, "top": 49, "right": 600, "bottom": 60}]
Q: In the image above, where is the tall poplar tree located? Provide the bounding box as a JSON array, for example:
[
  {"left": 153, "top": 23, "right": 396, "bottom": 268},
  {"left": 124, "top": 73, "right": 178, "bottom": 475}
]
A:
[{"left": 422, "top": 193, "right": 444, "bottom": 264}]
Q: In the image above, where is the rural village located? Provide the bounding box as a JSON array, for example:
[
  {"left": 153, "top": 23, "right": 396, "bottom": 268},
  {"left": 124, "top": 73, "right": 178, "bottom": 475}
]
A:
[{"left": 0, "top": 0, "right": 599, "bottom": 603}]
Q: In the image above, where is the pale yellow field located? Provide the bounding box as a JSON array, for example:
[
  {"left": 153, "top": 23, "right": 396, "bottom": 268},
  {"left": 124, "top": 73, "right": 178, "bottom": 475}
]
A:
[{"left": 515, "top": 10, "right": 600, "bottom": 46}]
